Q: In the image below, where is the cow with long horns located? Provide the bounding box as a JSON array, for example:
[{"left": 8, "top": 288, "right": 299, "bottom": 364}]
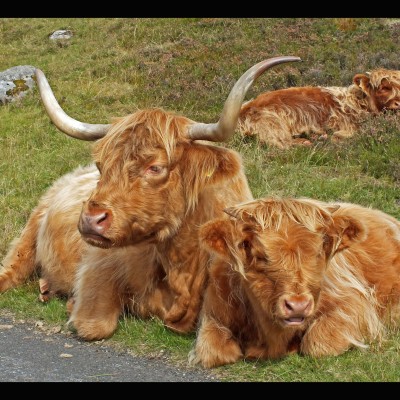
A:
[{"left": 0, "top": 56, "right": 301, "bottom": 340}]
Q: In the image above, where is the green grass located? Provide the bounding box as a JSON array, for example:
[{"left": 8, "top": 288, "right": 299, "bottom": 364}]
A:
[{"left": 1, "top": 18, "right": 400, "bottom": 382}]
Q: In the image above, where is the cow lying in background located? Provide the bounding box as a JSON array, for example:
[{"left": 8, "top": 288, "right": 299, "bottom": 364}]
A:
[
  {"left": 238, "top": 68, "right": 400, "bottom": 148},
  {"left": 189, "top": 196, "right": 400, "bottom": 368},
  {"left": 0, "top": 56, "right": 301, "bottom": 340}
]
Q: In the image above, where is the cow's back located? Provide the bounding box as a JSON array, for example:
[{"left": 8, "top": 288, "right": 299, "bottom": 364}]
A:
[{"left": 240, "top": 87, "right": 336, "bottom": 114}]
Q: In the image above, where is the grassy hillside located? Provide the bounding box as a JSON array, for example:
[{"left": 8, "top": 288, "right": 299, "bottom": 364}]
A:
[{"left": 0, "top": 18, "right": 399, "bottom": 382}]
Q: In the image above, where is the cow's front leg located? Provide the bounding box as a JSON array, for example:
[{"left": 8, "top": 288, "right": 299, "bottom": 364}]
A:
[
  {"left": 188, "top": 315, "right": 243, "bottom": 368},
  {"left": 300, "top": 314, "right": 354, "bottom": 357},
  {"left": 163, "top": 268, "right": 191, "bottom": 324},
  {"left": 68, "top": 262, "right": 123, "bottom": 341},
  {"left": 161, "top": 257, "right": 208, "bottom": 333},
  {"left": 165, "top": 266, "right": 207, "bottom": 333}
]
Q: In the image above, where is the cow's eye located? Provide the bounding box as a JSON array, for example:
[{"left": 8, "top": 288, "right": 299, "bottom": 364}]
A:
[
  {"left": 239, "top": 240, "right": 251, "bottom": 250},
  {"left": 146, "top": 165, "right": 163, "bottom": 175},
  {"left": 379, "top": 85, "right": 391, "bottom": 92},
  {"left": 239, "top": 240, "right": 254, "bottom": 261}
]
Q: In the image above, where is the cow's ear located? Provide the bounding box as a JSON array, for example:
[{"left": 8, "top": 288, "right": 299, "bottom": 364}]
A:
[
  {"left": 182, "top": 143, "right": 243, "bottom": 182},
  {"left": 199, "top": 218, "right": 234, "bottom": 259},
  {"left": 180, "top": 144, "right": 244, "bottom": 199},
  {"left": 353, "top": 74, "right": 371, "bottom": 95},
  {"left": 211, "top": 145, "right": 244, "bottom": 182},
  {"left": 199, "top": 218, "right": 233, "bottom": 259},
  {"left": 331, "top": 214, "right": 367, "bottom": 253},
  {"left": 377, "top": 78, "right": 394, "bottom": 95}
]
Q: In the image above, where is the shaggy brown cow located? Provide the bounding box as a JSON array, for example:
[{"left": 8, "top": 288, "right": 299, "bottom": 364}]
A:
[
  {"left": 238, "top": 68, "right": 400, "bottom": 148},
  {"left": 0, "top": 56, "right": 300, "bottom": 340},
  {"left": 189, "top": 196, "right": 400, "bottom": 368}
]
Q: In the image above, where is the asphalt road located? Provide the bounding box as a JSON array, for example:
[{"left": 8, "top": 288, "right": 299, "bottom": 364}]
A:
[{"left": 0, "top": 313, "right": 219, "bottom": 382}]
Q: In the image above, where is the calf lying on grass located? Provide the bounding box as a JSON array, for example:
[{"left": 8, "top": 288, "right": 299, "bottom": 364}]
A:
[
  {"left": 189, "top": 196, "right": 400, "bottom": 368},
  {"left": 238, "top": 68, "right": 400, "bottom": 148}
]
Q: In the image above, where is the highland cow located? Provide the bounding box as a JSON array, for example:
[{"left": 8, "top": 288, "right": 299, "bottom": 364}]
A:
[
  {"left": 189, "top": 197, "right": 400, "bottom": 368},
  {"left": 238, "top": 68, "right": 400, "bottom": 148},
  {"left": 0, "top": 56, "right": 301, "bottom": 340}
]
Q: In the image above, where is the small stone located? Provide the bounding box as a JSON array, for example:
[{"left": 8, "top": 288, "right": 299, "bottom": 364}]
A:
[
  {"left": 59, "top": 353, "right": 73, "bottom": 358},
  {"left": 35, "top": 321, "right": 44, "bottom": 328},
  {"left": 49, "top": 325, "right": 62, "bottom": 334}
]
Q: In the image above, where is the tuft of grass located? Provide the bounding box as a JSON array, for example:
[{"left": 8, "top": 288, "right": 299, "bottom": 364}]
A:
[
  {"left": 1, "top": 18, "right": 400, "bottom": 382},
  {"left": 0, "top": 280, "right": 68, "bottom": 324}
]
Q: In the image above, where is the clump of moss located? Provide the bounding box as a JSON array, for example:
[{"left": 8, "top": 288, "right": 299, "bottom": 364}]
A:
[{"left": 6, "top": 79, "right": 30, "bottom": 97}]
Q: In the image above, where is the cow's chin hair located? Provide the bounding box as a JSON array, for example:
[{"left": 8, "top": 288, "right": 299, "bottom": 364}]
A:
[
  {"left": 276, "top": 317, "right": 309, "bottom": 330},
  {"left": 82, "top": 231, "right": 158, "bottom": 249},
  {"left": 82, "top": 234, "right": 114, "bottom": 249}
]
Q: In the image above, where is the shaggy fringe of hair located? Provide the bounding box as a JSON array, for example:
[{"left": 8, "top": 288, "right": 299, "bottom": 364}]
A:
[
  {"left": 229, "top": 196, "right": 333, "bottom": 233},
  {"left": 96, "top": 108, "right": 192, "bottom": 167},
  {"left": 226, "top": 196, "right": 333, "bottom": 277}
]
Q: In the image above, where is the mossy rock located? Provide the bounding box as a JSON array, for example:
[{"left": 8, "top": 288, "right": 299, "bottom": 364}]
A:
[{"left": 0, "top": 65, "right": 36, "bottom": 104}]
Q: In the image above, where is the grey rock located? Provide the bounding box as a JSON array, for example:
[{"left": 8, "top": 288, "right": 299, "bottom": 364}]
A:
[
  {"left": 0, "top": 65, "right": 36, "bottom": 104},
  {"left": 49, "top": 30, "right": 73, "bottom": 40}
]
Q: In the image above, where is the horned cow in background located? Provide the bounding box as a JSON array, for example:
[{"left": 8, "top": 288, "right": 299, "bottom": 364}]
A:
[
  {"left": 0, "top": 56, "right": 301, "bottom": 340},
  {"left": 189, "top": 196, "right": 400, "bottom": 368},
  {"left": 238, "top": 68, "right": 400, "bottom": 148}
]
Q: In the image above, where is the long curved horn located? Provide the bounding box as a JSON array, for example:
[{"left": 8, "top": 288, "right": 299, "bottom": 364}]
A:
[
  {"left": 35, "top": 69, "right": 111, "bottom": 140},
  {"left": 187, "top": 56, "right": 301, "bottom": 142}
]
